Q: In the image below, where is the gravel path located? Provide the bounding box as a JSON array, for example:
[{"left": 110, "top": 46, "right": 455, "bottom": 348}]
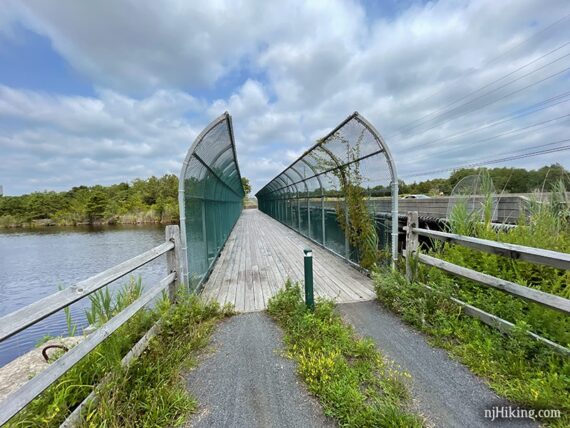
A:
[
  {"left": 338, "top": 301, "right": 537, "bottom": 428},
  {"left": 185, "top": 312, "right": 334, "bottom": 428}
]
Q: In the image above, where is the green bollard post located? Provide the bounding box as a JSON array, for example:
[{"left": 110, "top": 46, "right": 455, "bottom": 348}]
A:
[{"left": 304, "top": 248, "right": 314, "bottom": 311}]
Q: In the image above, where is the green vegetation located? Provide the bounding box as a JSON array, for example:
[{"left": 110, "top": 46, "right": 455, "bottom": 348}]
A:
[
  {"left": 241, "top": 176, "right": 258, "bottom": 208},
  {"left": 7, "top": 278, "right": 154, "bottom": 427},
  {"left": 267, "top": 280, "right": 423, "bottom": 427},
  {"left": 0, "top": 174, "right": 179, "bottom": 227},
  {"left": 398, "top": 163, "right": 569, "bottom": 196},
  {"left": 335, "top": 157, "right": 381, "bottom": 270},
  {"left": 7, "top": 280, "right": 233, "bottom": 427},
  {"left": 317, "top": 133, "right": 383, "bottom": 269},
  {"left": 0, "top": 173, "right": 255, "bottom": 228},
  {"left": 374, "top": 270, "right": 569, "bottom": 427},
  {"left": 241, "top": 177, "right": 251, "bottom": 197},
  {"left": 82, "top": 292, "right": 233, "bottom": 427},
  {"left": 373, "top": 178, "right": 570, "bottom": 426}
]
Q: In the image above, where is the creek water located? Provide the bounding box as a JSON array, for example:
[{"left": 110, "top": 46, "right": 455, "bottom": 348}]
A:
[{"left": 0, "top": 224, "right": 168, "bottom": 367}]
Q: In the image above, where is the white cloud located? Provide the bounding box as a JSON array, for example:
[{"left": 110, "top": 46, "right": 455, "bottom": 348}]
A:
[
  {"left": 0, "top": 0, "right": 569, "bottom": 195},
  {"left": 0, "top": 87, "right": 201, "bottom": 193}
]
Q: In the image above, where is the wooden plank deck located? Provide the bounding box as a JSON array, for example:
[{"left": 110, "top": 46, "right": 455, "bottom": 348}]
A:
[{"left": 200, "top": 209, "right": 376, "bottom": 312}]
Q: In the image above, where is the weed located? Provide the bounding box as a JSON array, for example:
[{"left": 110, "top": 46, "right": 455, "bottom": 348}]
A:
[
  {"left": 7, "top": 304, "right": 155, "bottom": 426},
  {"left": 435, "top": 180, "right": 570, "bottom": 346},
  {"left": 5, "top": 281, "right": 232, "bottom": 427},
  {"left": 83, "top": 291, "right": 233, "bottom": 427},
  {"left": 268, "top": 280, "right": 423, "bottom": 427},
  {"left": 373, "top": 269, "right": 570, "bottom": 426}
]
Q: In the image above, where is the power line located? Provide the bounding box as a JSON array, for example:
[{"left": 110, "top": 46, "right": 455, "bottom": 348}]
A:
[
  {"left": 392, "top": 43, "right": 570, "bottom": 136},
  {"left": 393, "top": 42, "right": 570, "bottom": 135},
  {"left": 395, "top": 58, "right": 570, "bottom": 138},
  {"left": 485, "top": 11, "right": 570, "bottom": 66},
  {"left": 397, "top": 91, "right": 570, "bottom": 150},
  {"left": 395, "top": 66, "right": 570, "bottom": 145},
  {"left": 402, "top": 140, "right": 570, "bottom": 179},
  {"left": 453, "top": 114, "right": 570, "bottom": 146},
  {"left": 403, "top": 113, "right": 570, "bottom": 163},
  {"left": 398, "top": 13, "right": 570, "bottom": 123},
  {"left": 394, "top": 12, "right": 570, "bottom": 182}
]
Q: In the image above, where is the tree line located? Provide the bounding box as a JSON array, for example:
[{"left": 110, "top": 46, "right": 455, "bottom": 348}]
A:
[
  {"left": 0, "top": 175, "right": 179, "bottom": 227},
  {"left": 0, "top": 165, "right": 567, "bottom": 227},
  {"left": 0, "top": 175, "right": 254, "bottom": 228},
  {"left": 399, "top": 163, "right": 569, "bottom": 196}
]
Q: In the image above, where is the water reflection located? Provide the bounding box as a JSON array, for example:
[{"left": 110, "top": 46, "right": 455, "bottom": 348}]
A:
[{"left": 0, "top": 224, "right": 168, "bottom": 367}]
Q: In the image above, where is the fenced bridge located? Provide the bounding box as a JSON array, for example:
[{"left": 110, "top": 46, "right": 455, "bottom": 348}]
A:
[
  {"left": 1, "top": 112, "right": 568, "bottom": 427},
  {"left": 181, "top": 112, "right": 397, "bottom": 311}
]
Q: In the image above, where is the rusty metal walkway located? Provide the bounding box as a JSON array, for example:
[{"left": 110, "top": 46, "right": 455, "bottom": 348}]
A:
[{"left": 200, "top": 209, "right": 376, "bottom": 312}]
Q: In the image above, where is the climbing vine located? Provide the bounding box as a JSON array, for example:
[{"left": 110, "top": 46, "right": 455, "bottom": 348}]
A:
[{"left": 316, "top": 131, "right": 380, "bottom": 270}]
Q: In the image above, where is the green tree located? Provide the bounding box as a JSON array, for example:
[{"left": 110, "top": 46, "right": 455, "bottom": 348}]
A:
[
  {"left": 241, "top": 177, "right": 251, "bottom": 197},
  {"left": 86, "top": 190, "right": 108, "bottom": 223}
]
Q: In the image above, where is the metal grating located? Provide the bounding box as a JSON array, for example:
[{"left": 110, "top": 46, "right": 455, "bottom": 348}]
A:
[
  {"left": 179, "top": 112, "right": 245, "bottom": 290},
  {"left": 256, "top": 112, "right": 399, "bottom": 268}
]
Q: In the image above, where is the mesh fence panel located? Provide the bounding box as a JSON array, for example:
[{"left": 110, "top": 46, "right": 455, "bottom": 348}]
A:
[
  {"left": 256, "top": 112, "right": 399, "bottom": 268},
  {"left": 179, "top": 113, "right": 244, "bottom": 290}
]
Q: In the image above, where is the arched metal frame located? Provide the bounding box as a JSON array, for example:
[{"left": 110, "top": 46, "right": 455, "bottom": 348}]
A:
[
  {"left": 179, "top": 112, "right": 245, "bottom": 290},
  {"left": 256, "top": 112, "right": 399, "bottom": 268}
]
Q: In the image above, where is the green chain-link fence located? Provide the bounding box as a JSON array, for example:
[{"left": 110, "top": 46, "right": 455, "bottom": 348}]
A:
[
  {"left": 256, "top": 112, "right": 399, "bottom": 268},
  {"left": 179, "top": 112, "right": 244, "bottom": 290}
]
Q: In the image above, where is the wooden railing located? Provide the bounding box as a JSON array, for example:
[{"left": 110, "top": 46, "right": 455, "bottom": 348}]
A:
[
  {"left": 0, "top": 225, "right": 183, "bottom": 426},
  {"left": 404, "top": 211, "right": 570, "bottom": 356}
]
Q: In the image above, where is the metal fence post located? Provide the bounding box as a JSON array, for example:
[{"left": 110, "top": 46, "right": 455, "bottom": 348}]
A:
[
  {"left": 165, "top": 225, "right": 182, "bottom": 302},
  {"left": 304, "top": 248, "right": 314, "bottom": 311},
  {"left": 391, "top": 180, "right": 399, "bottom": 270},
  {"left": 297, "top": 192, "right": 301, "bottom": 231},
  {"left": 344, "top": 205, "right": 350, "bottom": 259},
  {"left": 307, "top": 196, "right": 311, "bottom": 238},
  {"left": 321, "top": 195, "right": 326, "bottom": 245},
  {"left": 405, "top": 211, "right": 419, "bottom": 282},
  {"left": 201, "top": 202, "right": 208, "bottom": 274}
]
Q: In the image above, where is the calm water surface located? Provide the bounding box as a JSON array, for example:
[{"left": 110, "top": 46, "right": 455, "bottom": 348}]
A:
[{"left": 0, "top": 225, "right": 167, "bottom": 367}]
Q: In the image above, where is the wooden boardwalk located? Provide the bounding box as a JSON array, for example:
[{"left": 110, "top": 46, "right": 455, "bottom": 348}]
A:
[{"left": 200, "top": 209, "right": 376, "bottom": 312}]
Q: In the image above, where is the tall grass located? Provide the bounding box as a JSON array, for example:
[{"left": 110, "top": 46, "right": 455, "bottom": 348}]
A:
[
  {"left": 373, "top": 178, "right": 570, "bottom": 426},
  {"left": 85, "top": 276, "right": 143, "bottom": 327},
  {"left": 5, "top": 280, "right": 232, "bottom": 427},
  {"left": 268, "top": 280, "right": 423, "bottom": 427},
  {"left": 83, "top": 291, "right": 233, "bottom": 427},
  {"left": 435, "top": 179, "right": 570, "bottom": 345},
  {"left": 373, "top": 269, "right": 569, "bottom": 427},
  {"left": 7, "top": 278, "right": 156, "bottom": 427}
]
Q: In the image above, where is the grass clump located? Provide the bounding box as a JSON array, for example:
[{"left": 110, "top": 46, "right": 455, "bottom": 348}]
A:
[
  {"left": 435, "top": 180, "right": 570, "bottom": 347},
  {"left": 7, "top": 278, "right": 155, "bottom": 427},
  {"left": 373, "top": 268, "right": 570, "bottom": 427},
  {"left": 370, "top": 178, "right": 570, "bottom": 425},
  {"left": 6, "top": 281, "right": 233, "bottom": 428},
  {"left": 82, "top": 291, "right": 233, "bottom": 427},
  {"left": 267, "top": 280, "right": 423, "bottom": 427}
]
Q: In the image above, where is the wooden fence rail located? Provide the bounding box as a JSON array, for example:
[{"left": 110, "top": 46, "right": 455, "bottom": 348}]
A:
[
  {"left": 0, "top": 225, "right": 182, "bottom": 426},
  {"left": 404, "top": 211, "right": 570, "bottom": 356}
]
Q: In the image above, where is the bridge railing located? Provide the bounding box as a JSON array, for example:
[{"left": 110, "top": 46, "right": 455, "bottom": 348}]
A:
[
  {"left": 404, "top": 211, "right": 570, "bottom": 356},
  {"left": 0, "top": 225, "right": 183, "bottom": 426},
  {"left": 179, "top": 112, "right": 245, "bottom": 291},
  {"left": 256, "top": 112, "right": 399, "bottom": 269}
]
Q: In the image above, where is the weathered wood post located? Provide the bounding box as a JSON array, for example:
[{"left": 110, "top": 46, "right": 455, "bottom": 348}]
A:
[
  {"left": 165, "top": 225, "right": 182, "bottom": 302},
  {"left": 405, "top": 211, "right": 419, "bottom": 282}
]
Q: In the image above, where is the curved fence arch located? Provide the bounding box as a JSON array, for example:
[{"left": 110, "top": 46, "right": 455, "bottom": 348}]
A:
[
  {"left": 256, "top": 112, "right": 399, "bottom": 267},
  {"left": 179, "top": 112, "right": 244, "bottom": 289}
]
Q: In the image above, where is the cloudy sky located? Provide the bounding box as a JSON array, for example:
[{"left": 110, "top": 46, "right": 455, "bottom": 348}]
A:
[{"left": 0, "top": 0, "right": 569, "bottom": 195}]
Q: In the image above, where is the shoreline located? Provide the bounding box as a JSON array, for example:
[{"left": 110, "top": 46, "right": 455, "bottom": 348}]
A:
[{"left": 0, "top": 218, "right": 179, "bottom": 229}]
